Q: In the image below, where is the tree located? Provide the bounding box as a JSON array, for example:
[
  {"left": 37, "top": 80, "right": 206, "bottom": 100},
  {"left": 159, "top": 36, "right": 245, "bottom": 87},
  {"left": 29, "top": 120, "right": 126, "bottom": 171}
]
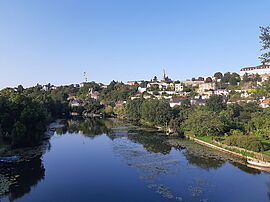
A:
[
  {"left": 140, "top": 99, "right": 172, "bottom": 126},
  {"left": 242, "top": 73, "right": 251, "bottom": 82},
  {"left": 197, "top": 77, "right": 204, "bottom": 81},
  {"left": 205, "top": 77, "right": 213, "bottom": 83},
  {"left": 16, "top": 85, "right": 24, "bottom": 93},
  {"left": 229, "top": 77, "right": 238, "bottom": 85},
  {"left": 84, "top": 98, "right": 102, "bottom": 113},
  {"left": 114, "top": 105, "right": 126, "bottom": 119},
  {"left": 205, "top": 95, "right": 226, "bottom": 112},
  {"left": 248, "top": 108, "right": 270, "bottom": 138},
  {"left": 259, "top": 26, "right": 270, "bottom": 64},
  {"left": 125, "top": 98, "right": 144, "bottom": 121},
  {"left": 169, "top": 117, "right": 185, "bottom": 135},
  {"left": 214, "top": 72, "right": 223, "bottom": 79},
  {"left": 183, "top": 110, "right": 224, "bottom": 136}
]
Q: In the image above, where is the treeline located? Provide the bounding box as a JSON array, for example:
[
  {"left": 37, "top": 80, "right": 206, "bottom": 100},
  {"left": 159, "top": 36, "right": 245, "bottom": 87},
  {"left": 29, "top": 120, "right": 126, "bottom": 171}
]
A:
[
  {"left": 116, "top": 94, "right": 270, "bottom": 152},
  {"left": 0, "top": 85, "right": 69, "bottom": 147}
]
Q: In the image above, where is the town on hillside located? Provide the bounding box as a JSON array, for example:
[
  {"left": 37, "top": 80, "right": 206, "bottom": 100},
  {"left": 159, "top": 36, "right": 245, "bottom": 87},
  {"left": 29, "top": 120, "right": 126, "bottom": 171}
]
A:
[{"left": 67, "top": 64, "right": 270, "bottom": 116}]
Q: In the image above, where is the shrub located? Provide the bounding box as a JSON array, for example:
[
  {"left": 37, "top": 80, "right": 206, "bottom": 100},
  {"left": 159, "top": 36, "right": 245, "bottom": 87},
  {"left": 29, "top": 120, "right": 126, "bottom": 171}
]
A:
[{"left": 224, "top": 136, "right": 265, "bottom": 152}]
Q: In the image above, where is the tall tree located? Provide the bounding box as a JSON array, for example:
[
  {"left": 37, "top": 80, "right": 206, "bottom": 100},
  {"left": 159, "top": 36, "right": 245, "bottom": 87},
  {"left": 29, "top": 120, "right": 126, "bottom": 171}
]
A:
[
  {"left": 214, "top": 72, "right": 223, "bottom": 79},
  {"left": 205, "top": 95, "right": 227, "bottom": 112},
  {"left": 259, "top": 26, "right": 270, "bottom": 64}
]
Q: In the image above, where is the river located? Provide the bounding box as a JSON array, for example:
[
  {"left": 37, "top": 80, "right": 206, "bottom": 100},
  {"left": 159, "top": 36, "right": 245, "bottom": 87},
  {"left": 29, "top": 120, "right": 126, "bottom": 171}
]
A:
[{"left": 1, "top": 118, "right": 270, "bottom": 202}]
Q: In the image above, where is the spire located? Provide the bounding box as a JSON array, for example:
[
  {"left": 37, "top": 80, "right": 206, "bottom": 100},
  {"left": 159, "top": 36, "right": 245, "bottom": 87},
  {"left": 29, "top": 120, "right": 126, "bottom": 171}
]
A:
[{"left": 162, "top": 69, "right": 166, "bottom": 81}]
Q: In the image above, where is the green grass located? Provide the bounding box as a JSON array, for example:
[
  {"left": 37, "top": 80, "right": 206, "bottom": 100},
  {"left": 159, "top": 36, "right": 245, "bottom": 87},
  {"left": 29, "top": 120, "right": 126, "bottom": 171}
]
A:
[{"left": 195, "top": 136, "right": 214, "bottom": 144}]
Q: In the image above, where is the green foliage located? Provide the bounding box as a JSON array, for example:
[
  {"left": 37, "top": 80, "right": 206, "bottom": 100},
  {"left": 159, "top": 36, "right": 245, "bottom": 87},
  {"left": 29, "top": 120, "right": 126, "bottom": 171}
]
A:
[
  {"left": 224, "top": 136, "right": 265, "bottom": 152},
  {"left": 205, "top": 77, "right": 213, "bottom": 83},
  {"left": 183, "top": 110, "right": 224, "bottom": 136},
  {"left": 220, "top": 72, "right": 240, "bottom": 85},
  {"left": 169, "top": 117, "right": 185, "bottom": 135},
  {"left": 84, "top": 98, "right": 102, "bottom": 113},
  {"left": 114, "top": 105, "right": 127, "bottom": 119},
  {"left": 0, "top": 93, "right": 48, "bottom": 147},
  {"left": 125, "top": 98, "right": 144, "bottom": 121},
  {"left": 79, "top": 82, "right": 100, "bottom": 95},
  {"left": 248, "top": 108, "right": 270, "bottom": 138},
  {"left": 205, "top": 95, "right": 226, "bottom": 112},
  {"left": 99, "top": 81, "right": 137, "bottom": 102},
  {"left": 259, "top": 26, "right": 270, "bottom": 64},
  {"left": 141, "top": 99, "right": 172, "bottom": 126},
  {"left": 214, "top": 72, "right": 223, "bottom": 79}
]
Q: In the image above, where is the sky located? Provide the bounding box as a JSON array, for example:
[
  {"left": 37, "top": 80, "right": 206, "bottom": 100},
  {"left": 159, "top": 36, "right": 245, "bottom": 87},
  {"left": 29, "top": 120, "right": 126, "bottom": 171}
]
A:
[{"left": 0, "top": 0, "right": 270, "bottom": 89}]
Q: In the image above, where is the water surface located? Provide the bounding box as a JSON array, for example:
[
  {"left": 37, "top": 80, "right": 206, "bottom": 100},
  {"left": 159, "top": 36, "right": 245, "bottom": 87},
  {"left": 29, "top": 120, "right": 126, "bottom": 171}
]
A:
[{"left": 1, "top": 118, "right": 270, "bottom": 202}]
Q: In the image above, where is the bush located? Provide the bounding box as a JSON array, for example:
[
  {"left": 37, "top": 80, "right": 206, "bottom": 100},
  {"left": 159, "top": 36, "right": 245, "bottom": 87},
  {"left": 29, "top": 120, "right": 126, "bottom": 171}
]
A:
[{"left": 224, "top": 136, "right": 265, "bottom": 152}]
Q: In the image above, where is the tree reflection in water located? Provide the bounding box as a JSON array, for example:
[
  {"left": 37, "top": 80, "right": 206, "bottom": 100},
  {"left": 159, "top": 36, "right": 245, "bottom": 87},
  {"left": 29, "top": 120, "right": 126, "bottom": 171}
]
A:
[
  {"left": 55, "top": 118, "right": 113, "bottom": 138},
  {"left": 0, "top": 141, "right": 49, "bottom": 201},
  {"left": 2, "top": 118, "right": 270, "bottom": 201},
  {"left": 6, "top": 157, "right": 45, "bottom": 201}
]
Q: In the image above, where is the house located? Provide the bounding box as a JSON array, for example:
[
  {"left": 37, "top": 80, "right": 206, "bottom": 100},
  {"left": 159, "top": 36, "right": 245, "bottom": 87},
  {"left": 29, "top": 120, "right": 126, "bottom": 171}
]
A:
[
  {"left": 168, "top": 98, "right": 186, "bottom": 107},
  {"left": 89, "top": 88, "right": 99, "bottom": 100},
  {"left": 198, "top": 91, "right": 214, "bottom": 99},
  {"left": 198, "top": 82, "right": 216, "bottom": 92},
  {"left": 115, "top": 101, "right": 126, "bottom": 107},
  {"left": 181, "top": 80, "right": 204, "bottom": 86},
  {"left": 127, "top": 80, "right": 144, "bottom": 85},
  {"left": 214, "top": 89, "right": 229, "bottom": 96},
  {"left": 260, "top": 98, "right": 270, "bottom": 108},
  {"left": 147, "top": 82, "right": 174, "bottom": 90},
  {"left": 70, "top": 100, "right": 84, "bottom": 107},
  {"left": 175, "top": 83, "right": 184, "bottom": 92},
  {"left": 138, "top": 87, "right": 147, "bottom": 93},
  {"left": 227, "top": 97, "right": 256, "bottom": 104},
  {"left": 190, "top": 98, "right": 206, "bottom": 106}
]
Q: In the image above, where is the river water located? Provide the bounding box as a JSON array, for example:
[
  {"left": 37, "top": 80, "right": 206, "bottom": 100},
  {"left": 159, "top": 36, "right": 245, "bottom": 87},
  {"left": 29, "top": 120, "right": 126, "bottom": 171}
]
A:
[{"left": 1, "top": 118, "right": 270, "bottom": 202}]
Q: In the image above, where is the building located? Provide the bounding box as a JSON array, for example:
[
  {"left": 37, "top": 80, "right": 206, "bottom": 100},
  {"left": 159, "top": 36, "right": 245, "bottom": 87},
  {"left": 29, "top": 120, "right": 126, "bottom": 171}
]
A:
[
  {"left": 115, "top": 101, "right": 126, "bottom": 107},
  {"left": 127, "top": 80, "right": 144, "bottom": 85},
  {"left": 147, "top": 82, "right": 174, "bottom": 90},
  {"left": 261, "top": 98, "right": 270, "bottom": 108},
  {"left": 168, "top": 98, "right": 187, "bottom": 107},
  {"left": 181, "top": 80, "right": 204, "bottom": 86},
  {"left": 138, "top": 87, "right": 147, "bottom": 93},
  {"left": 198, "top": 82, "right": 216, "bottom": 92},
  {"left": 70, "top": 100, "right": 84, "bottom": 107},
  {"left": 240, "top": 64, "right": 270, "bottom": 77},
  {"left": 214, "top": 89, "right": 229, "bottom": 96},
  {"left": 89, "top": 88, "right": 99, "bottom": 100},
  {"left": 175, "top": 83, "right": 184, "bottom": 92}
]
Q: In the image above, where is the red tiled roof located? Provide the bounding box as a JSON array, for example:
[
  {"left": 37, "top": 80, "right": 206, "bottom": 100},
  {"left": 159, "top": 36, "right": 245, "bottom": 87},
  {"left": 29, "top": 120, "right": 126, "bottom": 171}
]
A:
[
  {"left": 261, "top": 99, "right": 270, "bottom": 104},
  {"left": 240, "top": 65, "right": 270, "bottom": 71}
]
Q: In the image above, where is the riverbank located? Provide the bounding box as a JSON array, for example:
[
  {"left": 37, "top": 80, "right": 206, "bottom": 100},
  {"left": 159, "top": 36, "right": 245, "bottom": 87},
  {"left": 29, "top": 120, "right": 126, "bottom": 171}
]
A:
[{"left": 184, "top": 135, "right": 270, "bottom": 169}]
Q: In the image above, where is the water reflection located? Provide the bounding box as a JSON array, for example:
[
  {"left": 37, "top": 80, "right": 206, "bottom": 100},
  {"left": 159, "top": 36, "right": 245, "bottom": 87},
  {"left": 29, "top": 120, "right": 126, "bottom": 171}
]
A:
[
  {"left": 2, "top": 157, "right": 45, "bottom": 201},
  {"left": 55, "top": 118, "right": 113, "bottom": 137},
  {"left": 0, "top": 141, "right": 49, "bottom": 200},
  {"left": 1, "top": 118, "right": 270, "bottom": 201}
]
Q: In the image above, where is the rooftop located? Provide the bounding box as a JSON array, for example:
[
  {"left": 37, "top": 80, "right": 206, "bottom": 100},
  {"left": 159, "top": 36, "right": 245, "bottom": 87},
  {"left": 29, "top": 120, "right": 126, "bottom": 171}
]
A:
[{"left": 240, "top": 64, "right": 270, "bottom": 71}]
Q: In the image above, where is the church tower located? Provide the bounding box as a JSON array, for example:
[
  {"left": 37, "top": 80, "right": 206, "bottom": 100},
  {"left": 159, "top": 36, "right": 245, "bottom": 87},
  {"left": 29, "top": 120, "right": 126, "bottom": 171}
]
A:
[{"left": 162, "top": 69, "right": 166, "bottom": 81}]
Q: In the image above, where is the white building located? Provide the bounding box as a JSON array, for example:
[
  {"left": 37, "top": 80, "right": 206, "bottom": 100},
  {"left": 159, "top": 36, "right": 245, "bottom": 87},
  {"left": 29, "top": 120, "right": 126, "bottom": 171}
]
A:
[
  {"left": 175, "top": 83, "right": 184, "bottom": 92},
  {"left": 214, "top": 89, "right": 229, "bottom": 96},
  {"left": 138, "top": 87, "right": 147, "bottom": 93},
  {"left": 240, "top": 64, "right": 270, "bottom": 77},
  {"left": 260, "top": 98, "right": 270, "bottom": 108}
]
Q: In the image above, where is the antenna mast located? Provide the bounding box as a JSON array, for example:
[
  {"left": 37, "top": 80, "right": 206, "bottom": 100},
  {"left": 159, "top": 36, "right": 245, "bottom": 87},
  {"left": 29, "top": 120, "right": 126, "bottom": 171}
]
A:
[{"left": 83, "top": 72, "right": 88, "bottom": 82}]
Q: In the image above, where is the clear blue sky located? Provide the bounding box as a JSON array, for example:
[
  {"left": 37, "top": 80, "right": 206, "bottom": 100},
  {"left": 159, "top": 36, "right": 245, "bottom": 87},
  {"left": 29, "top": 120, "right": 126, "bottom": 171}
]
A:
[{"left": 0, "top": 0, "right": 269, "bottom": 89}]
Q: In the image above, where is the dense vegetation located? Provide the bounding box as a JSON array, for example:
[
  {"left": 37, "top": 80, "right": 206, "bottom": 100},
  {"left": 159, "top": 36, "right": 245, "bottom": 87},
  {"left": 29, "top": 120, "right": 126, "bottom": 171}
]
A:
[
  {"left": 119, "top": 91, "right": 270, "bottom": 153},
  {"left": 0, "top": 85, "right": 69, "bottom": 147}
]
